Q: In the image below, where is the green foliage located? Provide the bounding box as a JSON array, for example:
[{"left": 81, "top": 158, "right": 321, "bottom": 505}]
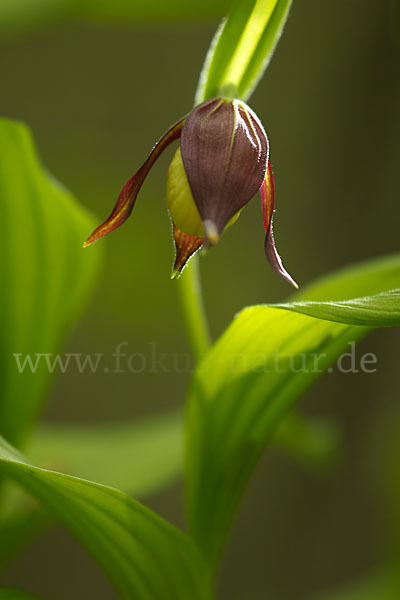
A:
[
  {"left": 0, "top": 409, "right": 337, "bottom": 567},
  {"left": 196, "top": 0, "right": 292, "bottom": 103},
  {"left": 0, "top": 119, "right": 101, "bottom": 446},
  {"left": 185, "top": 254, "right": 400, "bottom": 566},
  {"left": 0, "top": 412, "right": 184, "bottom": 566},
  {"left": 0, "top": 436, "right": 212, "bottom": 600},
  {"left": 272, "top": 288, "right": 400, "bottom": 327}
]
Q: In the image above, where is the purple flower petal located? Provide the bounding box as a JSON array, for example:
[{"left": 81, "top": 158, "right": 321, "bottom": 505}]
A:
[
  {"left": 84, "top": 117, "right": 185, "bottom": 247},
  {"left": 180, "top": 98, "right": 268, "bottom": 244},
  {"left": 261, "top": 162, "right": 298, "bottom": 288},
  {"left": 171, "top": 224, "right": 203, "bottom": 279}
]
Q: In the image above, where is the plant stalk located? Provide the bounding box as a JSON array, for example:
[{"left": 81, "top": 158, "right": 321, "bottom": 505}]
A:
[{"left": 177, "top": 255, "right": 211, "bottom": 362}]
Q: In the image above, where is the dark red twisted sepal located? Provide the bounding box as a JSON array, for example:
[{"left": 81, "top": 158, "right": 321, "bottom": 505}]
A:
[
  {"left": 180, "top": 98, "right": 268, "bottom": 245},
  {"left": 261, "top": 161, "right": 298, "bottom": 288},
  {"left": 171, "top": 225, "right": 203, "bottom": 278},
  {"left": 84, "top": 117, "right": 185, "bottom": 247}
]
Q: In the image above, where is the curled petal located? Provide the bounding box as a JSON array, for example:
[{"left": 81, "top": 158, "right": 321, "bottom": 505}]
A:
[
  {"left": 265, "top": 223, "right": 299, "bottom": 289},
  {"left": 261, "top": 160, "right": 275, "bottom": 233},
  {"left": 171, "top": 224, "right": 203, "bottom": 279},
  {"left": 261, "top": 162, "right": 298, "bottom": 289},
  {"left": 180, "top": 98, "right": 268, "bottom": 243},
  {"left": 84, "top": 117, "right": 185, "bottom": 247}
]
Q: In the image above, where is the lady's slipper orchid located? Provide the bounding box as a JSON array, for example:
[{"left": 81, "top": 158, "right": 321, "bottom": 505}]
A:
[{"left": 84, "top": 97, "right": 298, "bottom": 288}]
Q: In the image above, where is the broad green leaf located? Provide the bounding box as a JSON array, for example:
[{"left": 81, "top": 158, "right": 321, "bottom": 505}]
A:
[
  {"left": 195, "top": 0, "right": 292, "bottom": 104},
  {"left": 0, "top": 118, "right": 101, "bottom": 446},
  {"left": 273, "top": 288, "right": 400, "bottom": 327},
  {"left": 293, "top": 254, "right": 400, "bottom": 303},
  {"left": 0, "top": 413, "right": 182, "bottom": 566},
  {"left": 185, "top": 254, "right": 400, "bottom": 567},
  {"left": 0, "top": 409, "right": 335, "bottom": 565},
  {"left": 28, "top": 411, "right": 183, "bottom": 496},
  {"left": 0, "top": 437, "right": 212, "bottom": 600},
  {"left": 0, "top": 590, "right": 42, "bottom": 600}
]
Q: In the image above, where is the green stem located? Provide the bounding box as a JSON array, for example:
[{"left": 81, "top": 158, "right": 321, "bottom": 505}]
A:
[{"left": 177, "top": 255, "right": 211, "bottom": 361}]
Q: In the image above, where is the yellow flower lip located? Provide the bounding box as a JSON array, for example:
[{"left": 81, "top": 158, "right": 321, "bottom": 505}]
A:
[{"left": 167, "top": 148, "right": 205, "bottom": 238}]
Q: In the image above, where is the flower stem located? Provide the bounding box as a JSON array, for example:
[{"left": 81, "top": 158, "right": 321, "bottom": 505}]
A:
[{"left": 177, "top": 255, "right": 211, "bottom": 361}]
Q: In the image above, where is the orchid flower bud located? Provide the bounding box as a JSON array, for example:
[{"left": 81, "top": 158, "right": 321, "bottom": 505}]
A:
[
  {"left": 84, "top": 97, "right": 297, "bottom": 287},
  {"left": 179, "top": 98, "right": 267, "bottom": 245}
]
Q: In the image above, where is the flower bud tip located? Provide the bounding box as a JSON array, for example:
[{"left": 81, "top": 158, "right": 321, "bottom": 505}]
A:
[{"left": 203, "top": 220, "right": 219, "bottom": 246}]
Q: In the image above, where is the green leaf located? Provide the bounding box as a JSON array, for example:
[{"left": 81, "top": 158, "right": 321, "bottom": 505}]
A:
[
  {"left": 0, "top": 118, "right": 101, "bottom": 446},
  {"left": 28, "top": 411, "right": 183, "bottom": 497},
  {"left": 185, "top": 253, "right": 400, "bottom": 567},
  {"left": 272, "top": 288, "right": 400, "bottom": 327},
  {"left": 0, "top": 437, "right": 213, "bottom": 600},
  {"left": 0, "top": 409, "right": 334, "bottom": 565},
  {"left": 196, "top": 0, "right": 292, "bottom": 104},
  {"left": 0, "top": 413, "right": 182, "bottom": 566},
  {"left": 0, "top": 590, "right": 42, "bottom": 600},
  {"left": 292, "top": 254, "right": 400, "bottom": 303}
]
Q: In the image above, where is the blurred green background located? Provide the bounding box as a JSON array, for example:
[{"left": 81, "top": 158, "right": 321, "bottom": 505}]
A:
[{"left": 0, "top": 0, "right": 399, "bottom": 598}]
